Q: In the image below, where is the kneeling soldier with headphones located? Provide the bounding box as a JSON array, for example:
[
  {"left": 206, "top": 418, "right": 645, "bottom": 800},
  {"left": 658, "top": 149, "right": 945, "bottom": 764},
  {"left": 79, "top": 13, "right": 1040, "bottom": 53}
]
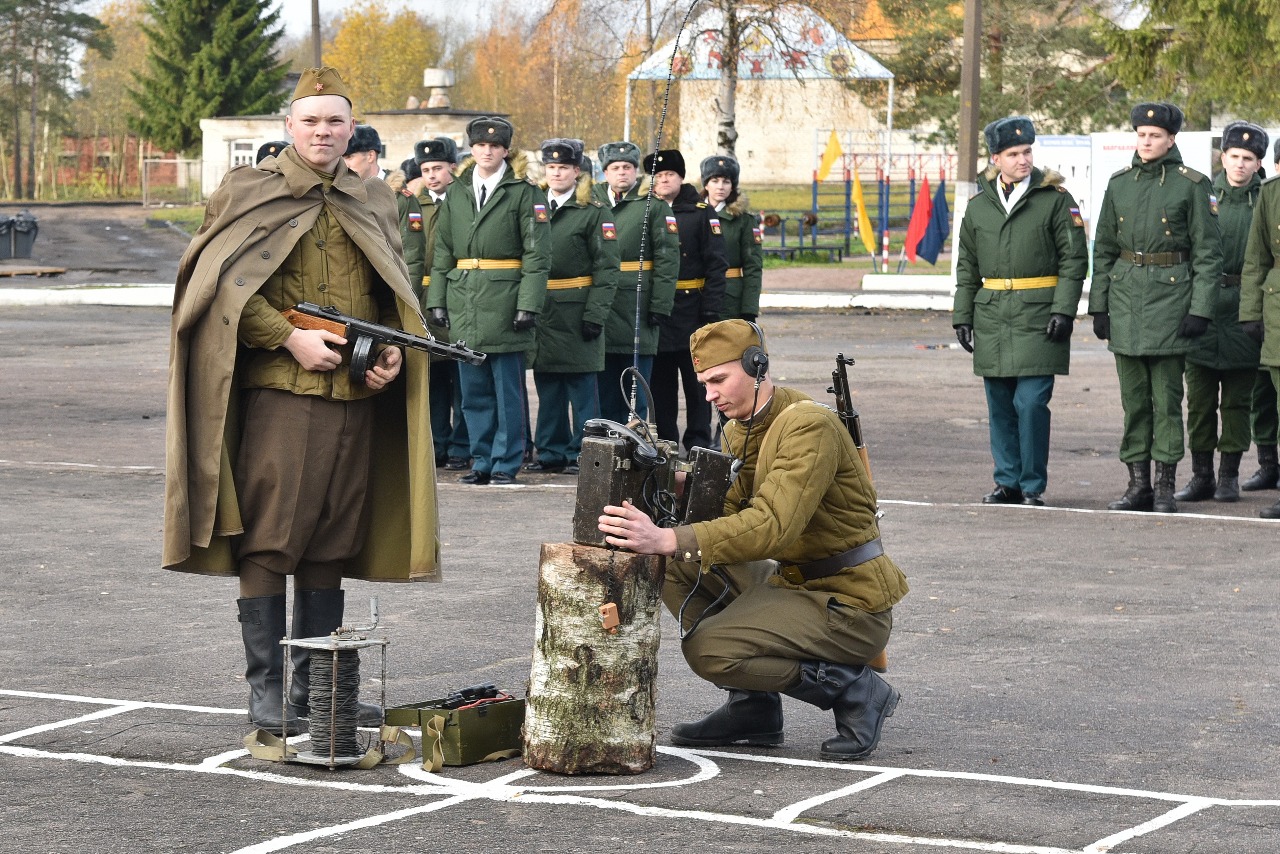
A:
[{"left": 598, "top": 320, "right": 909, "bottom": 760}]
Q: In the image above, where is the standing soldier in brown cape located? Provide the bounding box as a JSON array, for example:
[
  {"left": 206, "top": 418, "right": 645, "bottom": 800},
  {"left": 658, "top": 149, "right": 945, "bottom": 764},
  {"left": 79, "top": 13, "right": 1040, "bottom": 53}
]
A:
[{"left": 163, "top": 67, "right": 438, "bottom": 736}]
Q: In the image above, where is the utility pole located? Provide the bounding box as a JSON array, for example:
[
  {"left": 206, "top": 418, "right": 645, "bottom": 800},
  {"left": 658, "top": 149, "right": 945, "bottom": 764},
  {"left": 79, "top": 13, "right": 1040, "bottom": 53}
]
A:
[
  {"left": 311, "top": 0, "right": 322, "bottom": 66},
  {"left": 951, "top": 0, "right": 981, "bottom": 279}
]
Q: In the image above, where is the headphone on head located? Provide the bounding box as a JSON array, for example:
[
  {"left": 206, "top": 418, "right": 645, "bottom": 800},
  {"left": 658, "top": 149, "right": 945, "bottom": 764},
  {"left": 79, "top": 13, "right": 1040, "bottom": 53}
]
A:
[{"left": 740, "top": 320, "right": 769, "bottom": 378}]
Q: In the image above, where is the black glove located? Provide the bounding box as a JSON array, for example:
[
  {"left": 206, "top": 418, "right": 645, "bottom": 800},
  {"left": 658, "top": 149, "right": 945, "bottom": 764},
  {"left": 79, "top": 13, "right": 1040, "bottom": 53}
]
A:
[
  {"left": 699, "top": 311, "right": 720, "bottom": 325},
  {"left": 647, "top": 312, "right": 665, "bottom": 327},
  {"left": 954, "top": 324, "right": 974, "bottom": 353},
  {"left": 1177, "top": 314, "right": 1209, "bottom": 338},
  {"left": 1045, "top": 313, "right": 1074, "bottom": 343},
  {"left": 431, "top": 307, "right": 449, "bottom": 329},
  {"left": 1092, "top": 312, "right": 1110, "bottom": 340},
  {"left": 513, "top": 310, "right": 537, "bottom": 332},
  {"left": 739, "top": 313, "right": 758, "bottom": 323},
  {"left": 1243, "top": 320, "right": 1266, "bottom": 344},
  {"left": 581, "top": 321, "right": 603, "bottom": 341}
]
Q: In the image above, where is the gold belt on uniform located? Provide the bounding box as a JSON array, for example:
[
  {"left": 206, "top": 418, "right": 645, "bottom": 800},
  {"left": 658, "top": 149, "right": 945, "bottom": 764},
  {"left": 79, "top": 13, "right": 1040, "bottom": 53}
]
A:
[
  {"left": 619, "top": 260, "right": 654, "bottom": 272},
  {"left": 676, "top": 278, "right": 706, "bottom": 290},
  {"left": 981, "top": 276, "right": 1057, "bottom": 290},
  {"left": 546, "top": 275, "right": 593, "bottom": 290},
  {"left": 725, "top": 267, "right": 744, "bottom": 278},
  {"left": 1119, "top": 249, "right": 1189, "bottom": 267},
  {"left": 455, "top": 258, "right": 523, "bottom": 270},
  {"left": 422, "top": 275, "right": 430, "bottom": 287}
]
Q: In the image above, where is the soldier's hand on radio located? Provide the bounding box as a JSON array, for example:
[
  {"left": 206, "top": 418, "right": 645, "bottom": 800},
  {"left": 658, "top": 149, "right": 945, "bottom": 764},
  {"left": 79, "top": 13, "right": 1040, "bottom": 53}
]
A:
[
  {"left": 513, "top": 310, "right": 537, "bottom": 332},
  {"left": 954, "top": 324, "right": 974, "bottom": 353},
  {"left": 1045, "top": 313, "right": 1074, "bottom": 343},
  {"left": 581, "top": 321, "right": 603, "bottom": 341},
  {"left": 1177, "top": 313, "right": 1209, "bottom": 338},
  {"left": 599, "top": 500, "right": 677, "bottom": 557},
  {"left": 1091, "top": 312, "right": 1110, "bottom": 340},
  {"left": 1243, "top": 320, "right": 1266, "bottom": 344},
  {"left": 365, "top": 346, "right": 402, "bottom": 390},
  {"left": 431, "top": 307, "right": 449, "bottom": 329},
  {"left": 283, "top": 327, "right": 346, "bottom": 372}
]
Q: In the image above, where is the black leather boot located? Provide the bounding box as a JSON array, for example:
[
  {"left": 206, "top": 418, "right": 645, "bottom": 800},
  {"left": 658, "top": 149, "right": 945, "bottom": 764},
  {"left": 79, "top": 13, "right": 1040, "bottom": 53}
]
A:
[
  {"left": 238, "top": 595, "right": 303, "bottom": 736},
  {"left": 1173, "top": 451, "right": 1215, "bottom": 502},
  {"left": 1241, "top": 445, "right": 1278, "bottom": 491},
  {"left": 1153, "top": 461, "right": 1178, "bottom": 513},
  {"left": 1214, "top": 452, "right": 1242, "bottom": 502},
  {"left": 1107, "top": 461, "right": 1154, "bottom": 511},
  {"left": 1261, "top": 498, "right": 1280, "bottom": 519},
  {"left": 669, "top": 689, "right": 783, "bottom": 746},
  {"left": 784, "top": 661, "right": 899, "bottom": 761},
  {"left": 290, "top": 589, "right": 384, "bottom": 727}
]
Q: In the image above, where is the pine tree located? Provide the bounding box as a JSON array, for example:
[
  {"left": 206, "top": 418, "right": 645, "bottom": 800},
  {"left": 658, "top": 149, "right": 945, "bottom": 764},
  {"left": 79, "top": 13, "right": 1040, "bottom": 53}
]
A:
[{"left": 130, "top": 0, "right": 287, "bottom": 155}]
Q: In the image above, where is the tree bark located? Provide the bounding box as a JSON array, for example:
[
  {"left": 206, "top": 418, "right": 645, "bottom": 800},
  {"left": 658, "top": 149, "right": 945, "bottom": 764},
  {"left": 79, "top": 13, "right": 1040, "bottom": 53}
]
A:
[{"left": 524, "top": 542, "right": 665, "bottom": 775}]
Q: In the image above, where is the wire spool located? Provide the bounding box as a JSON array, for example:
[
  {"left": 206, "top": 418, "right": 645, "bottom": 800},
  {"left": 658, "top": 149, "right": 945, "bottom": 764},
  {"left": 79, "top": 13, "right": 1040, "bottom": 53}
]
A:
[{"left": 302, "top": 648, "right": 364, "bottom": 764}]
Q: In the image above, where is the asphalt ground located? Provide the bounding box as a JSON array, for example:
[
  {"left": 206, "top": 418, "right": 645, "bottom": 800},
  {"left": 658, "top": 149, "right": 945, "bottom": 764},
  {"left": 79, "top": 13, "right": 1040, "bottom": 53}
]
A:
[{"left": 1, "top": 207, "right": 1277, "bottom": 853}]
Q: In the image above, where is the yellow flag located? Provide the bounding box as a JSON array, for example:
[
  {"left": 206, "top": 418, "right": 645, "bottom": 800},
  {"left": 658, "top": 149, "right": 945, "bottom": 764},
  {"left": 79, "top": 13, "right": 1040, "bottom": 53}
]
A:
[
  {"left": 816, "top": 130, "right": 842, "bottom": 182},
  {"left": 851, "top": 173, "right": 877, "bottom": 256}
]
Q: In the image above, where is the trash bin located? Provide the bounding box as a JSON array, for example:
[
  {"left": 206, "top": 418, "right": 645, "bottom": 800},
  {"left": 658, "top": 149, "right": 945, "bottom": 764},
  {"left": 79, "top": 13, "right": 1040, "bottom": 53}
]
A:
[
  {"left": 12, "top": 210, "right": 37, "bottom": 259},
  {"left": 0, "top": 215, "right": 13, "bottom": 261}
]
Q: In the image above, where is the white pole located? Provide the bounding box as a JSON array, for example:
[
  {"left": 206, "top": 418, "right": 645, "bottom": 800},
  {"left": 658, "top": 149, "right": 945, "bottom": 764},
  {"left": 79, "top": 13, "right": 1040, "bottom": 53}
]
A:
[{"left": 624, "top": 81, "right": 633, "bottom": 142}]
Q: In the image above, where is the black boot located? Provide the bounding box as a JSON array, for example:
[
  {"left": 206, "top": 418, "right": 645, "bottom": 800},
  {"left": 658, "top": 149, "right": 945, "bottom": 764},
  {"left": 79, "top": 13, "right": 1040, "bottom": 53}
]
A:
[
  {"left": 1261, "top": 498, "right": 1280, "bottom": 519},
  {"left": 1241, "top": 445, "right": 1279, "bottom": 491},
  {"left": 1214, "top": 452, "right": 1242, "bottom": 502},
  {"left": 1107, "top": 461, "right": 1154, "bottom": 511},
  {"left": 669, "top": 689, "right": 783, "bottom": 746},
  {"left": 784, "top": 661, "right": 899, "bottom": 761},
  {"left": 238, "top": 595, "right": 303, "bottom": 736},
  {"left": 1173, "top": 451, "right": 1215, "bottom": 502},
  {"left": 290, "top": 589, "right": 384, "bottom": 727},
  {"left": 1153, "top": 461, "right": 1178, "bottom": 513}
]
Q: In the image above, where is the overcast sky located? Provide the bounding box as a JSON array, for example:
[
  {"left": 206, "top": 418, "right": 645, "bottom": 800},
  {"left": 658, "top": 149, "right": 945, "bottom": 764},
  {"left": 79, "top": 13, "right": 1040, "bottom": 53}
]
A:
[{"left": 271, "top": 0, "right": 495, "bottom": 37}]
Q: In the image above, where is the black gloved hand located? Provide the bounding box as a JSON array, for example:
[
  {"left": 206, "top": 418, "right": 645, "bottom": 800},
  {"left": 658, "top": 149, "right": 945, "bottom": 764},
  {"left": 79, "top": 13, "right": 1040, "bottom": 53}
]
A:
[
  {"left": 513, "top": 310, "right": 537, "bottom": 332},
  {"left": 647, "top": 312, "right": 665, "bottom": 327},
  {"left": 1092, "top": 312, "right": 1110, "bottom": 340},
  {"left": 1045, "top": 313, "right": 1074, "bottom": 343},
  {"left": 1178, "top": 313, "right": 1209, "bottom": 338},
  {"left": 1243, "top": 320, "right": 1266, "bottom": 344},
  {"left": 431, "top": 307, "right": 449, "bottom": 329},
  {"left": 581, "top": 321, "right": 603, "bottom": 341},
  {"left": 954, "top": 324, "right": 974, "bottom": 353},
  {"left": 739, "top": 313, "right": 758, "bottom": 323},
  {"left": 699, "top": 311, "right": 719, "bottom": 325}
]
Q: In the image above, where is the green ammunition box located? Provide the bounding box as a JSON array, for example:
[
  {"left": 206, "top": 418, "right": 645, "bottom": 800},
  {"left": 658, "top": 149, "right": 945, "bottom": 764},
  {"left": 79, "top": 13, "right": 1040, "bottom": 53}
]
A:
[{"left": 385, "top": 696, "right": 525, "bottom": 766}]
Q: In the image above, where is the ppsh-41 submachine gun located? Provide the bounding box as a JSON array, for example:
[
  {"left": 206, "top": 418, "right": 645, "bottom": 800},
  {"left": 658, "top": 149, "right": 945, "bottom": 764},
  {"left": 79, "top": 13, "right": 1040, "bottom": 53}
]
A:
[
  {"left": 828, "top": 353, "right": 871, "bottom": 481},
  {"left": 282, "top": 301, "right": 487, "bottom": 386}
]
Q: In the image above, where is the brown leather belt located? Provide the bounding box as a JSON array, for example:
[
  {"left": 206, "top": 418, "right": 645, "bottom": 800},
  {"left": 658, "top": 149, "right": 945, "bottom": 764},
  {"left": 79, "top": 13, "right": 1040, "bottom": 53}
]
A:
[
  {"left": 1120, "top": 249, "right": 1189, "bottom": 267},
  {"left": 1220, "top": 274, "right": 1242, "bottom": 287},
  {"left": 779, "top": 537, "right": 884, "bottom": 585}
]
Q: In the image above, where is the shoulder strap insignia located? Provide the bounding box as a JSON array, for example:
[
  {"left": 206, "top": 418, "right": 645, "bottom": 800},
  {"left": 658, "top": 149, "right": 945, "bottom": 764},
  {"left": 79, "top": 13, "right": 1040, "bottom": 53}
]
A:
[
  {"left": 1111, "top": 165, "right": 1133, "bottom": 179},
  {"left": 1176, "top": 164, "right": 1208, "bottom": 183}
]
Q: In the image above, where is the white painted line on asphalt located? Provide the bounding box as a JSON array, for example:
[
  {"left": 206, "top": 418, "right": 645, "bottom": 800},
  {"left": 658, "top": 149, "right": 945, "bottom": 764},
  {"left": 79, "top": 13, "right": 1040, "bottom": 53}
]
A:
[
  {"left": 228, "top": 796, "right": 475, "bottom": 854},
  {"left": 0, "top": 459, "right": 161, "bottom": 472},
  {"left": 0, "top": 285, "right": 175, "bottom": 306},
  {"left": 1083, "top": 800, "right": 1216, "bottom": 853},
  {"left": 0, "top": 704, "right": 138, "bottom": 744},
  {"left": 0, "top": 688, "right": 242, "bottom": 714},
  {"left": 876, "top": 498, "right": 1280, "bottom": 525},
  {"left": 772, "top": 769, "right": 907, "bottom": 822}
]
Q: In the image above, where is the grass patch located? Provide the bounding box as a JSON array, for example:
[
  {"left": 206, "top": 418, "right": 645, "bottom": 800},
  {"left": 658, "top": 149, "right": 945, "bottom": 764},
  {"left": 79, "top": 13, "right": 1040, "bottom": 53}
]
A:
[{"left": 146, "top": 206, "right": 205, "bottom": 235}]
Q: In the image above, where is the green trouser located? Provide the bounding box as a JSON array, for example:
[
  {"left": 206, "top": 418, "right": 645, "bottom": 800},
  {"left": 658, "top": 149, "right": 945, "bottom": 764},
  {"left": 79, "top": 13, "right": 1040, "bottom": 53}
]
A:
[
  {"left": 1184, "top": 363, "right": 1254, "bottom": 454},
  {"left": 1251, "top": 369, "right": 1278, "bottom": 445},
  {"left": 1115, "top": 353, "right": 1186, "bottom": 464},
  {"left": 662, "top": 559, "right": 892, "bottom": 693}
]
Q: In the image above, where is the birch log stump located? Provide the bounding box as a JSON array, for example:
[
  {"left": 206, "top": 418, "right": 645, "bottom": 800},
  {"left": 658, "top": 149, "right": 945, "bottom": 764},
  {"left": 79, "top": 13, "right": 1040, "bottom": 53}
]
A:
[{"left": 523, "top": 542, "right": 665, "bottom": 774}]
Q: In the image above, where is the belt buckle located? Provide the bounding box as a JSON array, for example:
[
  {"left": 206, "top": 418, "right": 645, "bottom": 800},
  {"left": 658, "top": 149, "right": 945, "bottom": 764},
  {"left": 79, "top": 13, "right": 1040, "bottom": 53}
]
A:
[
  {"left": 1001, "top": 278, "right": 1014, "bottom": 290},
  {"left": 1131, "top": 251, "right": 1146, "bottom": 267},
  {"left": 780, "top": 565, "right": 805, "bottom": 585}
]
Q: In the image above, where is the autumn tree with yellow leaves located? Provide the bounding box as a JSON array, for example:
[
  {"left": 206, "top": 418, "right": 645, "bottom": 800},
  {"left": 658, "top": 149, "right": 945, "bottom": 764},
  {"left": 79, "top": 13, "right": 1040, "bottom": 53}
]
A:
[{"left": 323, "top": 0, "right": 447, "bottom": 112}]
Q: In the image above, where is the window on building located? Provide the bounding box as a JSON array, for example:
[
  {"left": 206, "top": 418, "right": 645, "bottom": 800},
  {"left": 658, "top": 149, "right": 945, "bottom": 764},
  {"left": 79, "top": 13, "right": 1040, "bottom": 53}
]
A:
[{"left": 231, "top": 140, "right": 256, "bottom": 168}]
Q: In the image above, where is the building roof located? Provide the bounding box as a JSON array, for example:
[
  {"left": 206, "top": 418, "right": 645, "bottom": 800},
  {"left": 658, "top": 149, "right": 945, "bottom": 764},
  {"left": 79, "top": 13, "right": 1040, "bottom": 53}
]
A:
[{"left": 629, "top": 4, "right": 893, "bottom": 82}]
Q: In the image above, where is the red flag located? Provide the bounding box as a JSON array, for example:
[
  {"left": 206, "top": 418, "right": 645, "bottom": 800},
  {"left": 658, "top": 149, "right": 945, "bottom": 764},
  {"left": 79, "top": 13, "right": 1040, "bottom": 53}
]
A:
[{"left": 904, "top": 176, "right": 933, "bottom": 263}]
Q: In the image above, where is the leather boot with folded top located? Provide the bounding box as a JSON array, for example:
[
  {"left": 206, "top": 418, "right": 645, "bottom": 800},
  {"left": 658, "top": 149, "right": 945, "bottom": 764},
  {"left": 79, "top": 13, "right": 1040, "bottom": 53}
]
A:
[{"left": 785, "top": 660, "right": 900, "bottom": 761}]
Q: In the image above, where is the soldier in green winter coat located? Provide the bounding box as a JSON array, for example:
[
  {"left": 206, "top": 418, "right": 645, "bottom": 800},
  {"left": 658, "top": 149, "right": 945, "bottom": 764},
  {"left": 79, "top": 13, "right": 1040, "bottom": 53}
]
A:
[
  {"left": 1088, "top": 102, "right": 1222, "bottom": 513},
  {"left": 597, "top": 320, "right": 908, "bottom": 762},
  {"left": 592, "top": 141, "right": 680, "bottom": 423},
  {"left": 952, "top": 116, "right": 1088, "bottom": 507},
  {"left": 389, "top": 157, "right": 427, "bottom": 296},
  {"left": 524, "top": 140, "right": 620, "bottom": 474},
  {"left": 1174, "top": 122, "right": 1267, "bottom": 505},
  {"left": 426, "top": 116, "right": 551, "bottom": 485},
  {"left": 1236, "top": 135, "right": 1280, "bottom": 519},
  {"left": 700, "top": 155, "right": 763, "bottom": 322}
]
